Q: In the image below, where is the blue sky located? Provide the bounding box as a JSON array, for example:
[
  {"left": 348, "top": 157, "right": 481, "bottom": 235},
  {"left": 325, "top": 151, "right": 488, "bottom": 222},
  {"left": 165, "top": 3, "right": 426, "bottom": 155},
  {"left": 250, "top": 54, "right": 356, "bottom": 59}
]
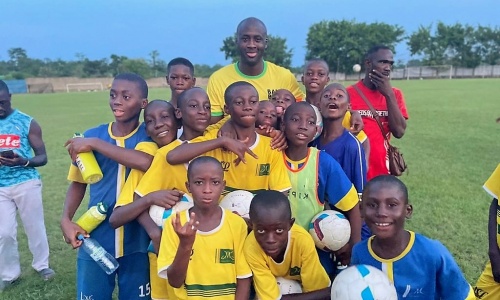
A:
[{"left": 1, "top": 0, "right": 498, "bottom": 67}]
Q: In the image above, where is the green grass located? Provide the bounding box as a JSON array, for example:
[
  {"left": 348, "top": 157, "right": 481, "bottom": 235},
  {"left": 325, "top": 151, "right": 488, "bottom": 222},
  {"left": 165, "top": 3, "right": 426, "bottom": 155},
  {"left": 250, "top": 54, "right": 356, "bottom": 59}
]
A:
[{"left": 2, "top": 79, "right": 499, "bottom": 299}]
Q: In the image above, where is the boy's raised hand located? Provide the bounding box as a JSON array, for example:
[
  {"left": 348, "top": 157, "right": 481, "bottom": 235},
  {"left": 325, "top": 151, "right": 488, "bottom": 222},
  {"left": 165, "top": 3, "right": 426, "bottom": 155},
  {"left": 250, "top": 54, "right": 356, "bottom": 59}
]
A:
[
  {"left": 217, "top": 119, "right": 238, "bottom": 140},
  {"left": 257, "top": 125, "right": 287, "bottom": 151},
  {"left": 349, "top": 111, "right": 364, "bottom": 135},
  {"left": 147, "top": 189, "right": 184, "bottom": 210},
  {"left": 172, "top": 212, "right": 199, "bottom": 246},
  {"left": 64, "top": 137, "right": 96, "bottom": 162},
  {"left": 221, "top": 136, "right": 258, "bottom": 165}
]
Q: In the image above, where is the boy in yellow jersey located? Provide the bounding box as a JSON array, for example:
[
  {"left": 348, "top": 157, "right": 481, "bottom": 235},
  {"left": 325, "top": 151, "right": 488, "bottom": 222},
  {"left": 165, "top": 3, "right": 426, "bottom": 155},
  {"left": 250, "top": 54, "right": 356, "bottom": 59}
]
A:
[
  {"left": 281, "top": 102, "right": 361, "bottom": 276},
  {"left": 474, "top": 164, "right": 500, "bottom": 299},
  {"left": 158, "top": 156, "right": 252, "bottom": 300},
  {"left": 110, "top": 88, "right": 212, "bottom": 300},
  {"left": 244, "top": 190, "right": 331, "bottom": 300},
  {"left": 352, "top": 175, "right": 475, "bottom": 300},
  {"left": 167, "top": 81, "right": 291, "bottom": 196}
]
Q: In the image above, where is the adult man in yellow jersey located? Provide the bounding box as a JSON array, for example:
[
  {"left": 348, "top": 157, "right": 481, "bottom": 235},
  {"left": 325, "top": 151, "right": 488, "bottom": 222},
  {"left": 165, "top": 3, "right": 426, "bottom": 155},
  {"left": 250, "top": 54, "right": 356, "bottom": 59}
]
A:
[{"left": 207, "top": 17, "right": 303, "bottom": 124}]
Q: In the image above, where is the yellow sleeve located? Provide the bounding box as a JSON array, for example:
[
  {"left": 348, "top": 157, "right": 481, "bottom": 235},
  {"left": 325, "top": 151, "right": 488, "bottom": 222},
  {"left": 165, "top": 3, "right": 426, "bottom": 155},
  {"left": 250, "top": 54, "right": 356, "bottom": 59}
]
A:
[
  {"left": 484, "top": 164, "right": 500, "bottom": 199},
  {"left": 207, "top": 75, "right": 225, "bottom": 117},
  {"left": 287, "top": 71, "right": 304, "bottom": 102},
  {"left": 205, "top": 115, "right": 230, "bottom": 133},
  {"left": 333, "top": 185, "right": 360, "bottom": 212},
  {"left": 157, "top": 215, "right": 181, "bottom": 279},
  {"left": 465, "top": 285, "right": 475, "bottom": 300},
  {"left": 135, "top": 141, "right": 159, "bottom": 156},
  {"left": 116, "top": 169, "right": 143, "bottom": 207},
  {"left": 135, "top": 151, "right": 168, "bottom": 197},
  {"left": 269, "top": 149, "right": 292, "bottom": 192},
  {"left": 244, "top": 235, "right": 281, "bottom": 300},
  {"left": 67, "top": 164, "right": 86, "bottom": 183},
  {"left": 299, "top": 235, "right": 331, "bottom": 292},
  {"left": 231, "top": 214, "right": 252, "bottom": 279},
  {"left": 342, "top": 111, "right": 367, "bottom": 143}
]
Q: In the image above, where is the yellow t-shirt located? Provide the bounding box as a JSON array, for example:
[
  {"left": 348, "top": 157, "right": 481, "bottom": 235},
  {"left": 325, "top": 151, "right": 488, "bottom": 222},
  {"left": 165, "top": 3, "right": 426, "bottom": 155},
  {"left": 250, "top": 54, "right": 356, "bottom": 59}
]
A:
[
  {"left": 243, "top": 224, "right": 330, "bottom": 300},
  {"left": 115, "top": 142, "right": 159, "bottom": 207},
  {"left": 484, "top": 164, "right": 500, "bottom": 248},
  {"left": 189, "top": 132, "right": 291, "bottom": 195},
  {"left": 207, "top": 61, "right": 304, "bottom": 117},
  {"left": 158, "top": 208, "right": 252, "bottom": 300},
  {"left": 135, "top": 139, "right": 191, "bottom": 198}
]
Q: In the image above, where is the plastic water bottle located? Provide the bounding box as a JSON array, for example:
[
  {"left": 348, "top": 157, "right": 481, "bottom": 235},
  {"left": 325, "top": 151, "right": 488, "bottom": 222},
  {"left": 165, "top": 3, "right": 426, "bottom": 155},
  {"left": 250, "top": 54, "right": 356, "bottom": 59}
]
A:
[
  {"left": 77, "top": 234, "right": 119, "bottom": 275},
  {"left": 75, "top": 202, "right": 107, "bottom": 234},
  {"left": 73, "top": 133, "right": 103, "bottom": 184}
]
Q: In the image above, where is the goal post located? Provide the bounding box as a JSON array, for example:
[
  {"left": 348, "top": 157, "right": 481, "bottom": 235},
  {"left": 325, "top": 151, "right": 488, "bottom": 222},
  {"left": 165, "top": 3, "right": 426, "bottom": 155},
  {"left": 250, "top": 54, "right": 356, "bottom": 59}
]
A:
[{"left": 66, "top": 82, "right": 104, "bottom": 93}]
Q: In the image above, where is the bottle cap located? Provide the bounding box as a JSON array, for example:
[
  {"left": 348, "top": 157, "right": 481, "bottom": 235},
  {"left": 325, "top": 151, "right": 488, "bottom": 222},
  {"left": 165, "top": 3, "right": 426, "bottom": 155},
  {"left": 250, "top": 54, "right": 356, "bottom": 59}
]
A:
[
  {"left": 77, "top": 234, "right": 85, "bottom": 241},
  {"left": 96, "top": 202, "right": 108, "bottom": 214}
]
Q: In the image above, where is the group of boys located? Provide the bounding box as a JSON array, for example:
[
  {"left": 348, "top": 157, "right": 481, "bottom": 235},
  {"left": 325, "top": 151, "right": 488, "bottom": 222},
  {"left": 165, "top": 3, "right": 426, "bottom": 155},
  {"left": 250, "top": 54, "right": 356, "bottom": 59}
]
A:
[{"left": 0, "top": 15, "right": 489, "bottom": 300}]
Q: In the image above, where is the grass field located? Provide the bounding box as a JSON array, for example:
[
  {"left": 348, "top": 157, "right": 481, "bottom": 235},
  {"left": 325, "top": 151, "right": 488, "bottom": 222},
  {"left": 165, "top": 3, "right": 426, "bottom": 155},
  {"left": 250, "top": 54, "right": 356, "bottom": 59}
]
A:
[{"left": 2, "top": 78, "right": 499, "bottom": 299}]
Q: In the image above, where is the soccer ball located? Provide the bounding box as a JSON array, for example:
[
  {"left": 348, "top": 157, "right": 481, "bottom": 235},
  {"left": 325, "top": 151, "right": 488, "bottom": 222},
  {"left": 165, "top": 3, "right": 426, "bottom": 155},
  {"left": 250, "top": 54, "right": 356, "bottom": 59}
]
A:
[
  {"left": 311, "top": 104, "right": 323, "bottom": 141},
  {"left": 149, "top": 194, "right": 194, "bottom": 227},
  {"left": 309, "top": 210, "right": 351, "bottom": 251},
  {"left": 331, "top": 264, "right": 397, "bottom": 300},
  {"left": 276, "top": 277, "right": 302, "bottom": 295},
  {"left": 353, "top": 64, "right": 362, "bottom": 73},
  {"left": 219, "top": 190, "right": 254, "bottom": 219}
]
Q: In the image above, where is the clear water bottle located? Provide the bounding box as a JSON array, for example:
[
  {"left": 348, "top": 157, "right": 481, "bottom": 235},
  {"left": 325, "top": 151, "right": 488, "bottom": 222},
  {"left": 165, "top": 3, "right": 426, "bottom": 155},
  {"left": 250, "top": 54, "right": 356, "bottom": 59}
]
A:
[{"left": 77, "top": 234, "right": 119, "bottom": 275}]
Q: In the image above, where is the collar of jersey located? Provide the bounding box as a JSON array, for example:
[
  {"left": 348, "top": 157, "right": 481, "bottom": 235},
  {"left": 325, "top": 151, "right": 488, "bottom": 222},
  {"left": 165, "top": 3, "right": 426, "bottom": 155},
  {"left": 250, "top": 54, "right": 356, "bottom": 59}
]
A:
[
  {"left": 367, "top": 230, "right": 415, "bottom": 263},
  {"left": 234, "top": 61, "right": 267, "bottom": 79}
]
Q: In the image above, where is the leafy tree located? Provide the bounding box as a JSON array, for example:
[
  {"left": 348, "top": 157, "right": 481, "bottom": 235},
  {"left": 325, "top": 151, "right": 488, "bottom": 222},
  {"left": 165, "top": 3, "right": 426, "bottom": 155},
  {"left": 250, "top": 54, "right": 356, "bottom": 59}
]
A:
[
  {"left": 408, "top": 22, "right": 484, "bottom": 68},
  {"left": 121, "top": 59, "right": 152, "bottom": 78},
  {"left": 109, "top": 54, "right": 128, "bottom": 76},
  {"left": 305, "top": 20, "right": 405, "bottom": 73},
  {"left": 475, "top": 26, "right": 500, "bottom": 65},
  {"left": 220, "top": 34, "right": 293, "bottom": 69}
]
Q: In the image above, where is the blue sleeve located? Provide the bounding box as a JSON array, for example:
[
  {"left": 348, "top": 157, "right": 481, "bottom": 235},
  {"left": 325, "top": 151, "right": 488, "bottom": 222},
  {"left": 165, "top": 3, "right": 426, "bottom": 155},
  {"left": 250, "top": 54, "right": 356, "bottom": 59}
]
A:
[
  {"left": 318, "top": 152, "right": 356, "bottom": 208},
  {"left": 434, "top": 241, "right": 472, "bottom": 300},
  {"left": 351, "top": 243, "right": 361, "bottom": 265},
  {"left": 347, "top": 138, "right": 367, "bottom": 193}
]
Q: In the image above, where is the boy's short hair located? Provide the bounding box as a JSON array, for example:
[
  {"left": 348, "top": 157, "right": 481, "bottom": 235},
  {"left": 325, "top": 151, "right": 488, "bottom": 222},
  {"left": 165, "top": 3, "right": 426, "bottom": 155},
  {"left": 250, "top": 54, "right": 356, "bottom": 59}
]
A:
[
  {"left": 303, "top": 58, "right": 329, "bottom": 73},
  {"left": 224, "top": 81, "right": 256, "bottom": 106},
  {"left": 177, "top": 87, "right": 205, "bottom": 109},
  {"left": 167, "top": 57, "right": 195, "bottom": 76},
  {"left": 364, "top": 175, "right": 408, "bottom": 203},
  {"left": 187, "top": 156, "right": 223, "bottom": 180},
  {"left": 322, "top": 83, "right": 350, "bottom": 102},
  {"left": 283, "top": 101, "right": 315, "bottom": 121},
  {"left": 365, "top": 45, "right": 392, "bottom": 60},
  {"left": 145, "top": 99, "right": 174, "bottom": 114},
  {"left": 114, "top": 73, "right": 148, "bottom": 99},
  {"left": 249, "top": 190, "right": 291, "bottom": 221},
  {"left": 0, "top": 80, "right": 9, "bottom": 94}
]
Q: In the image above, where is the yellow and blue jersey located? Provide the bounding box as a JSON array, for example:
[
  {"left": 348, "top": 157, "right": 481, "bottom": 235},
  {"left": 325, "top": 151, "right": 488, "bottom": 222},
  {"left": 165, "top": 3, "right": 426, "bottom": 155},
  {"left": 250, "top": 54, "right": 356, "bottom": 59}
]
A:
[
  {"left": 284, "top": 147, "right": 359, "bottom": 229},
  {"left": 67, "top": 122, "right": 151, "bottom": 260},
  {"left": 351, "top": 231, "right": 475, "bottom": 299},
  {"left": 243, "top": 224, "right": 330, "bottom": 300},
  {"left": 311, "top": 129, "right": 367, "bottom": 193}
]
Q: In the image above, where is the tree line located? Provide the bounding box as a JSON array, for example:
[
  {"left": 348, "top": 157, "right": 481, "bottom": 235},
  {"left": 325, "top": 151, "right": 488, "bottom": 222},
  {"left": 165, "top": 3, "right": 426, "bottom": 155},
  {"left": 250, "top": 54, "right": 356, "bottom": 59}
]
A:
[{"left": 1, "top": 20, "right": 499, "bottom": 80}]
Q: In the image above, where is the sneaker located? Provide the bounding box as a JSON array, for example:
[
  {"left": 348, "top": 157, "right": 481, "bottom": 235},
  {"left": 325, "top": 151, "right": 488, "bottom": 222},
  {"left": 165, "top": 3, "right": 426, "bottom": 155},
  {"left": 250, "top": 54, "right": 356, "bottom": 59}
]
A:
[
  {"left": 1, "top": 278, "right": 19, "bottom": 291},
  {"left": 38, "top": 268, "right": 55, "bottom": 281}
]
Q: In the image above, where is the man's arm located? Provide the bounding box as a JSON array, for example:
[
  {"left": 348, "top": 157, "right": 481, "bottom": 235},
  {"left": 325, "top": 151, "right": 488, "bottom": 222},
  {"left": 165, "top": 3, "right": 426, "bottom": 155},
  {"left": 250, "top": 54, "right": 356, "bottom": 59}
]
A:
[
  {"left": 65, "top": 137, "right": 153, "bottom": 172},
  {"left": 235, "top": 278, "right": 251, "bottom": 300},
  {"left": 0, "top": 119, "right": 47, "bottom": 167},
  {"left": 60, "top": 181, "right": 88, "bottom": 249},
  {"left": 488, "top": 198, "right": 500, "bottom": 282},
  {"left": 210, "top": 115, "right": 223, "bottom": 125},
  {"left": 370, "top": 70, "right": 406, "bottom": 138}
]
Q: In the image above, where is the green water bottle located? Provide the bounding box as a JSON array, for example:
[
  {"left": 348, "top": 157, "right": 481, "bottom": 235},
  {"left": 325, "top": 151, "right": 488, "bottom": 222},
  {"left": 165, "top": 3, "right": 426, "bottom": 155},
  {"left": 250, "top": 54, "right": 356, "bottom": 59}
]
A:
[{"left": 75, "top": 202, "right": 107, "bottom": 233}]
